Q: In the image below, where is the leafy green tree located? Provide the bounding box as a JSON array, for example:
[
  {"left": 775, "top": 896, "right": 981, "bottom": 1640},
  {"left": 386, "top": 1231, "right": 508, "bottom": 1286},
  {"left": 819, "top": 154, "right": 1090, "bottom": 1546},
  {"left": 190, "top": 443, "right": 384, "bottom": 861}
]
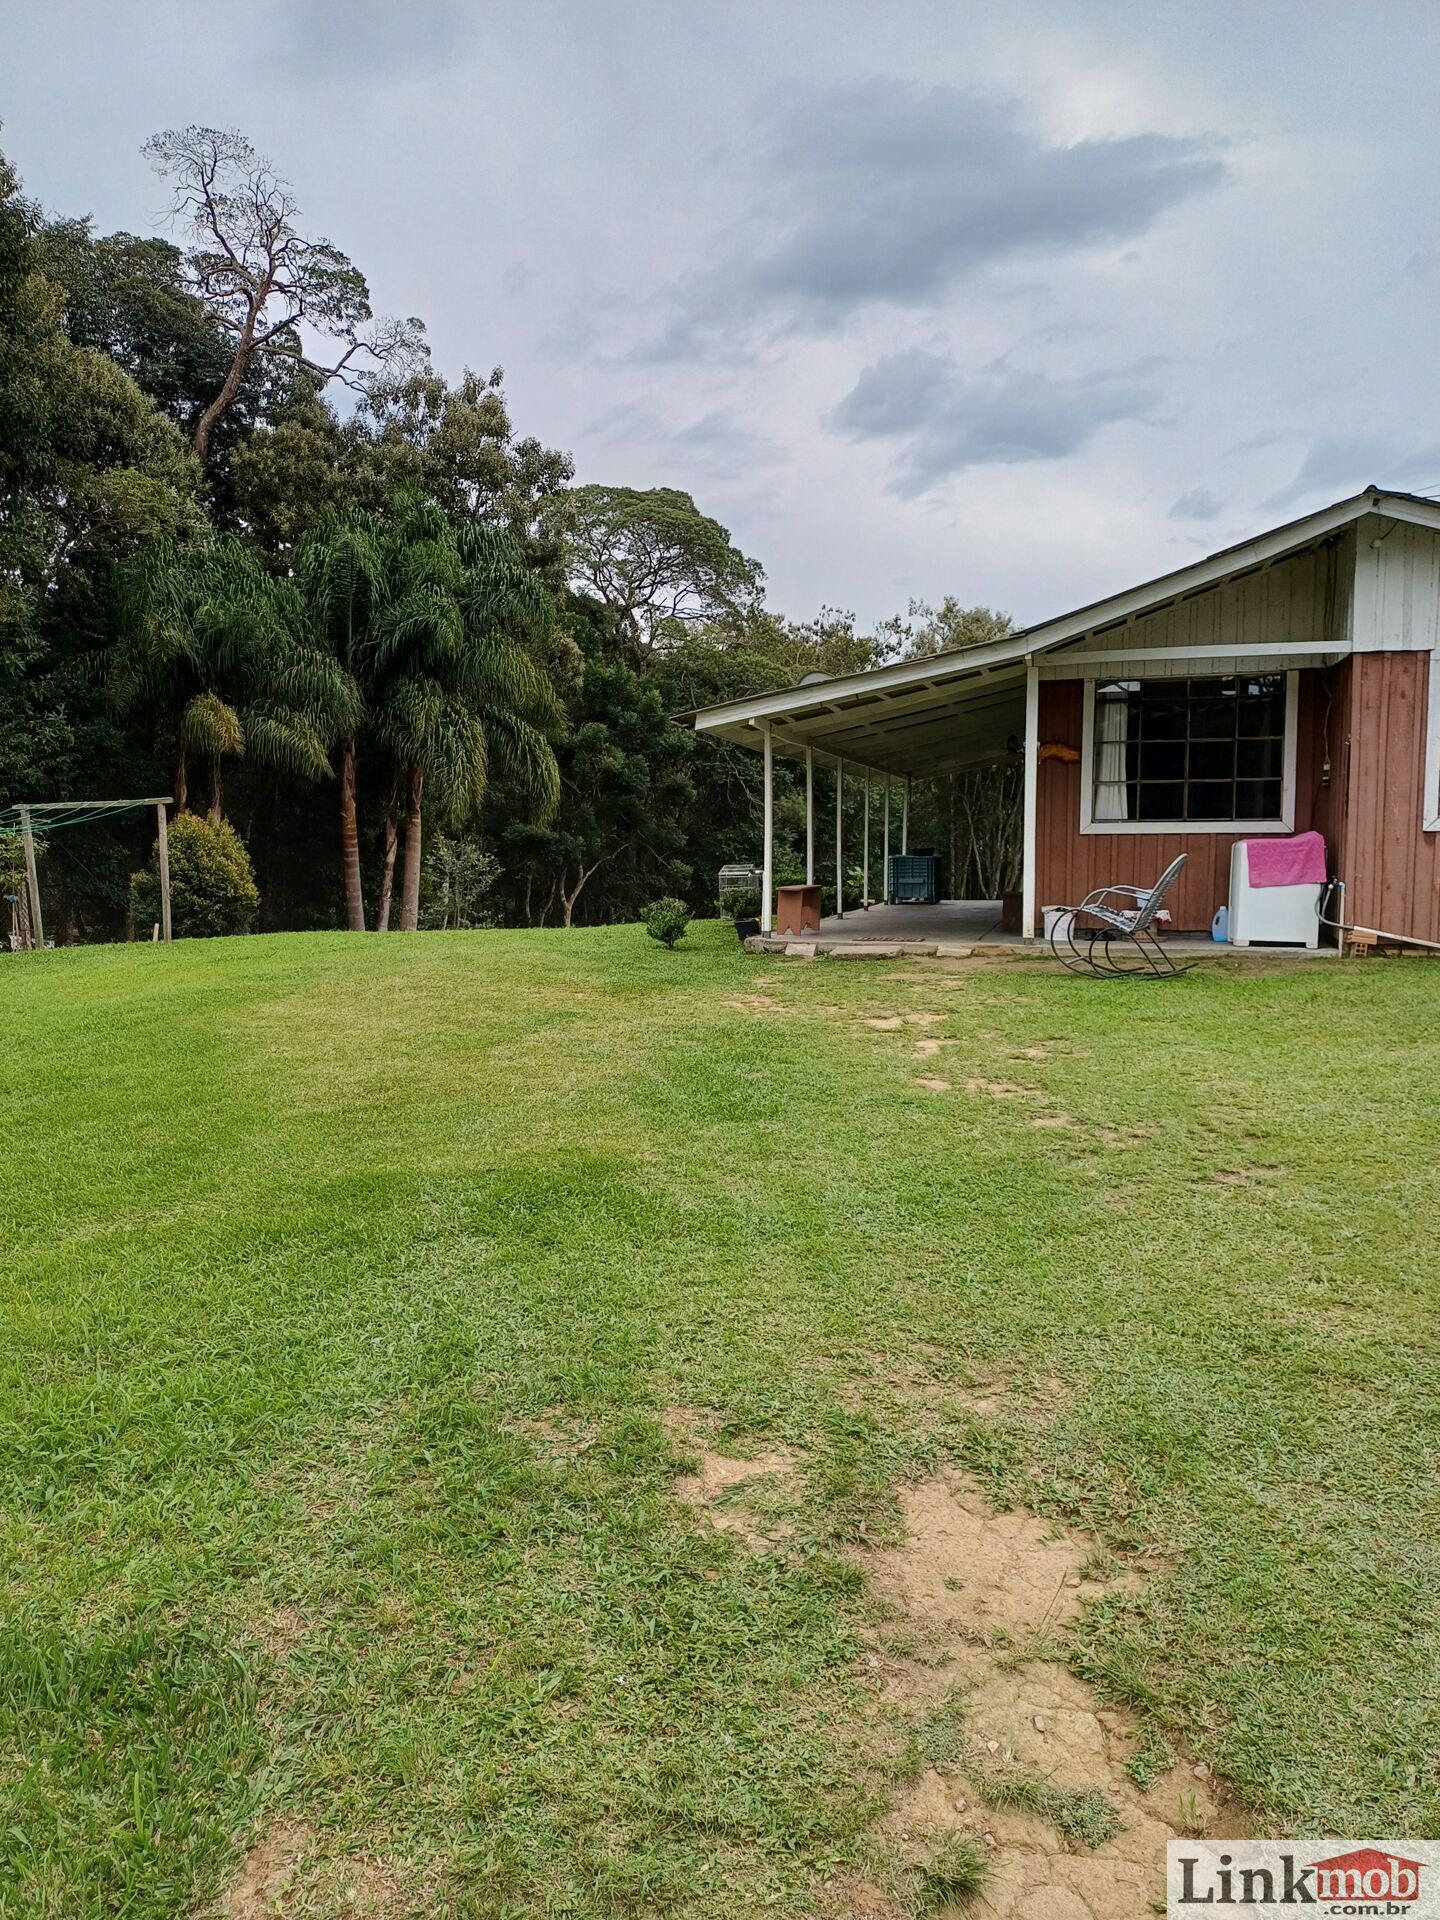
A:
[
  {"left": 144, "top": 126, "right": 425, "bottom": 463},
  {"left": 114, "top": 533, "right": 357, "bottom": 818},
  {"left": 419, "top": 833, "right": 499, "bottom": 930},
  {"left": 347, "top": 368, "right": 574, "bottom": 578},
  {"left": 555, "top": 486, "right": 763, "bottom": 656},
  {"left": 0, "top": 143, "right": 201, "bottom": 609},
  {"left": 660, "top": 605, "right": 892, "bottom": 715},
  {"left": 131, "top": 811, "right": 259, "bottom": 936},
  {"left": 0, "top": 135, "right": 206, "bottom": 849},
  {"left": 495, "top": 597, "right": 694, "bottom": 926},
  {"left": 878, "top": 597, "right": 1014, "bottom": 659},
  {"left": 229, "top": 379, "right": 349, "bottom": 556},
  {"left": 32, "top": 218, "right": 294, "bottom": 470}
]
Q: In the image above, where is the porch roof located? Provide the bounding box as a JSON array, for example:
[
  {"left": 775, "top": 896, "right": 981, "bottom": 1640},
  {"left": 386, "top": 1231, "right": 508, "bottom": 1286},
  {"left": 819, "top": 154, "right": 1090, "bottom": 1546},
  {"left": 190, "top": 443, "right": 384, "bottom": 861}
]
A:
[{"left": 677, "top": 487, "right": 1440, "bottom": 779}]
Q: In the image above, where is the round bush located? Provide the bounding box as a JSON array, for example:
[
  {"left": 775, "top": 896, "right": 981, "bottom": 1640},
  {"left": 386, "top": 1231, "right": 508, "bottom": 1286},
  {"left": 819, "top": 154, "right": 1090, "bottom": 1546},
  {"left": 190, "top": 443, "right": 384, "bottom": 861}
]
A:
[
  {"left": 718, "top": 886, "right": 761, "bottom": 922},
  {"left": 131, "top": 813, "right": 260, "bottom": 938},
  {"left": 640, "top": 895, "right": 690, "bottom": 949}
]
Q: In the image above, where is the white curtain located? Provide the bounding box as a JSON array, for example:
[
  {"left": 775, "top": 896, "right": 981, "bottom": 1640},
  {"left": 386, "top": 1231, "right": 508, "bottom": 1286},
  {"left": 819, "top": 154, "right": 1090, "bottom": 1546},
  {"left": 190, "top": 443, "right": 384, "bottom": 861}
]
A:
[{"left": 1093, "top": 687, "right": 1130, "bottom": 821}]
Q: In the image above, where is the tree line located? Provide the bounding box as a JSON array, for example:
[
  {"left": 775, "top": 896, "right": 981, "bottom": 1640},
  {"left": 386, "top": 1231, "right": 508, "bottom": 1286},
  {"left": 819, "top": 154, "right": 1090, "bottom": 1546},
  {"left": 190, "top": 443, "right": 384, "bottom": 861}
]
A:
[{"left": 0, "top": 122, "right": 1018, "bottom": 942}]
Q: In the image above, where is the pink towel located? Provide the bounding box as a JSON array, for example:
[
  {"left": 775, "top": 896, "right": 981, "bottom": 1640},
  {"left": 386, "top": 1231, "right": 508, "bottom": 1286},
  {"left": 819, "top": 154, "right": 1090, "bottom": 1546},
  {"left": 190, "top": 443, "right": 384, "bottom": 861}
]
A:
[{"left": 1245, "top": 831, "right": 1326, "bottom": 888}]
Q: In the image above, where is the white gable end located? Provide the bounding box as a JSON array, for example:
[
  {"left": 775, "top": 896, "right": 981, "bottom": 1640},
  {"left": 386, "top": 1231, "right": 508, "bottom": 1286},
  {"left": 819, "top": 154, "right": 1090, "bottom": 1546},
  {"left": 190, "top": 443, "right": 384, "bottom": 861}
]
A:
[{"left": 1350, "top": 515, "right": 1440, "bottom": 652}]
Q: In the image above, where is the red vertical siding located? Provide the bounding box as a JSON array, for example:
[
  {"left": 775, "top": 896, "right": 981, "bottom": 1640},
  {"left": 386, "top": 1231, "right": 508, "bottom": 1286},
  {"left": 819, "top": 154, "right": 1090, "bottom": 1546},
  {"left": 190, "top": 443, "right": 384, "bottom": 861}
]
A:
[
  {"left": 1035, "top": 671, "right": 1334, "bottom": 931},
  {"left": 1309, "top": 658, "right": 1351, "bottom": 885},
  {"left": 1340, "top": 652, "right": 1440, "bottom": 944}
]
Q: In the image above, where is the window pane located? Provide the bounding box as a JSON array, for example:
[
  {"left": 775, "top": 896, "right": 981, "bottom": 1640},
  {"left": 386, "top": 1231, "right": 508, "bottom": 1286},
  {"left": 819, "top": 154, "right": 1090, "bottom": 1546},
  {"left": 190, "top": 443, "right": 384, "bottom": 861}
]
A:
[
  {"left": 1134, "top": 781, "right": 1184, "bottom": 820},
  {"left": 1139, "top": 739, "right": 1186, "bottom": 780},
  {"left": 1189, "top": 695, "right": 1238, "bottom": 739},
  {"left": 1138, "top": 693, "right": 1187, "bottom": 739},
  {"left": 1237, "top": 677, "right": 1286, "bottom": 735},
  {"left": 1187, "top": 782, "right": 1235, "bottom": 820},
  {"left": 1237, "top": 737, "right": 1282, "bottom": 778},
  {"left": 1190, "top": 739, "right": 1236, "bottom": 781},
  {"left": 1236, "top": 779, "right": 1283, "bottom": 818}
]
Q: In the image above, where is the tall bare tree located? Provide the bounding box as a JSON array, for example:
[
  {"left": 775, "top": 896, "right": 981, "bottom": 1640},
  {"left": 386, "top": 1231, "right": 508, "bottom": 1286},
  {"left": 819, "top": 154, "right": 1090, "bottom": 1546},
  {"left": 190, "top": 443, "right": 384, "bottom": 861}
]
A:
[{"left": 144, "top": 127, "right": 424, "bottom": 464}]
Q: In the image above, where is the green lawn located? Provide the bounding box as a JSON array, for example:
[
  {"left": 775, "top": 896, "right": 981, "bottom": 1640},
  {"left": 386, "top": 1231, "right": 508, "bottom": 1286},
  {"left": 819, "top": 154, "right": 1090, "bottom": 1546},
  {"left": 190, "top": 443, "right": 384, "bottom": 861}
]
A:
[{"left": 2, "top": 923, "right": 1437, "bottom": 1917}]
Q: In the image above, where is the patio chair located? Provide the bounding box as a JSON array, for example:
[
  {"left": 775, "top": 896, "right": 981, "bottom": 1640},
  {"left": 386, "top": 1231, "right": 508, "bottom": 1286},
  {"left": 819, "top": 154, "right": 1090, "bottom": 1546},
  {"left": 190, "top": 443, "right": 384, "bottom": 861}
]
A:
[{"left": 1049, "top": 852, "right": 1195, "bottom": 979}]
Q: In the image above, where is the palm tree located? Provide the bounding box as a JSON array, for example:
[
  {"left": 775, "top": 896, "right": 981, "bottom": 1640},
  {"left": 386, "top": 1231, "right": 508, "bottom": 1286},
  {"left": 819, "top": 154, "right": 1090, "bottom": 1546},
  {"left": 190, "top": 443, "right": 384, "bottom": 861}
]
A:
[
  {"left": 368, "top": 505, "right": 560, "bottom": 931},
  {"left": 115, "top": 535, "right": 355, "bottom": 820},
  {"left": 247, "top": 498, "right": 560, "bottom": 934},
  {"left": 290, "top": 512, "right": 387, "bottom": 930}
]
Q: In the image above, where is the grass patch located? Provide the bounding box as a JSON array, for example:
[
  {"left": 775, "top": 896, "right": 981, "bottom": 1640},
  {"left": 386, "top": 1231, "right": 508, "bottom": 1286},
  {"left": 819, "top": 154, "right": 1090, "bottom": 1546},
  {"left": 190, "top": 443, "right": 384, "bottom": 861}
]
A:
[
  {"left": 1125, "top": 1725, "right": 1178, "bottom": 1794},
  {"left": 1, "top": 923, "right": 1438, "bottom": 1911},
  {"left": 915, "top": 1831, "right": 990, "bottom": 1909},
  {"left": 969, "top": 1763, "right": 1122, "bottom": 1849}
]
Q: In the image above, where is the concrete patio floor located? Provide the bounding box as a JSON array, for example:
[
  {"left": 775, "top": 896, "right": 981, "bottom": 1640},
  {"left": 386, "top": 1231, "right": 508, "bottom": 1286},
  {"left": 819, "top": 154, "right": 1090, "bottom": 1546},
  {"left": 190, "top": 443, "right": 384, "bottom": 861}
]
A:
[
  {"left": 748, "top": 899, "right": 1339, "bottom": 960},
  {"left": 817, "top": 900, "right": 1008, "bottom": 944}
]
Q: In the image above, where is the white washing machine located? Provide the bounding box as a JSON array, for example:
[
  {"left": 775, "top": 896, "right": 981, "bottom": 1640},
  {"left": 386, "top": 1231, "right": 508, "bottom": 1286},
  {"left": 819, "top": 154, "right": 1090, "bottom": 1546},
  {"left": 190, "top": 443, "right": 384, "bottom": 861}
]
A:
[{"left": 1228, "top": 840, "right": 1323, "bottom": 948}]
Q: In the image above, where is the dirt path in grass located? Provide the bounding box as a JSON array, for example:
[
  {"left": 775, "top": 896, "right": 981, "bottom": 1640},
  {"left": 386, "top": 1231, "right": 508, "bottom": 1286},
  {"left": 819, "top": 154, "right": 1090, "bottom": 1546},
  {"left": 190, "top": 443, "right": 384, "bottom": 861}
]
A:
[
  {"left": 218, "top": 1819, "right": 409, "bottom": 1918},
  {"left": 856, "top": 1471, "right": 1236, "bottom": 1918},
  {"left": 663, "top": 1402, "right": 1237, "bottom": 1918}
]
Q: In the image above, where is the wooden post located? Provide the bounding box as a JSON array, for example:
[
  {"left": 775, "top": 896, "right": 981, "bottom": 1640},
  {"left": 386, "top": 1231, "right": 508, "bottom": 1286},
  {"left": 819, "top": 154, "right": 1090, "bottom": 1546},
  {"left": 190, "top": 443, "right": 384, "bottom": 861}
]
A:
[
  {"left": 18, "top": 805, "right": 42, "bottom": 951},
  {"left": 902, "top": 776, "right": 910, "bottom": 853},
  {"left": 760, "top": 722, "right": 774, "bottom": 935},
  {"left": 805, "top": 746, "right": 814, "bottom": 885},
  {"left": 156, "top": 800, "right": 172, "bottom": 944},
  {"left": 835, "top": 757, "right": 844, "bottom": 920},
  {"left": 1022, "top": 661, "right": 1039, "bottom": 940}
]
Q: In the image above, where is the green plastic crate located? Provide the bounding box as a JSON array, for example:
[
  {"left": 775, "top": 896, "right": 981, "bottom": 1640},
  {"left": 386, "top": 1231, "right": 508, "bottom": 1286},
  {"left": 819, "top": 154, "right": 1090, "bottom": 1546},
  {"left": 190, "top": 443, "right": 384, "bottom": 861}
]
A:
[{"left": 887, "top": 853, "right": 940, "bottom": 904}]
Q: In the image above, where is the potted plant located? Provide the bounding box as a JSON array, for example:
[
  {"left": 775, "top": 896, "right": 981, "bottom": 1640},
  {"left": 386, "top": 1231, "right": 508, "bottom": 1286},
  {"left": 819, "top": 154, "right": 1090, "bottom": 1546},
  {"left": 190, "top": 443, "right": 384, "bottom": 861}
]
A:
[{"left": 718, "top": 886, "right": 762, "bottom": 941}]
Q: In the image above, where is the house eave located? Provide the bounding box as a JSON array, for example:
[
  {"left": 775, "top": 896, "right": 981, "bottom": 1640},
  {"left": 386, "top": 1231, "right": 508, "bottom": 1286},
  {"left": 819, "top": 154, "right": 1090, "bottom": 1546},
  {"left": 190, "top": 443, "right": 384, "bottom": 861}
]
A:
[{"left": 678, "top": 488, "right": 1440, "bottom": 757}]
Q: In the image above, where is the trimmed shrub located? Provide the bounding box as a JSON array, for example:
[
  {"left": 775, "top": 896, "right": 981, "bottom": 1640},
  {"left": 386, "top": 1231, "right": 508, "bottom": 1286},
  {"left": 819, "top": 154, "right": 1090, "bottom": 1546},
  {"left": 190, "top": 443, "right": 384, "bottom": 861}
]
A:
[
  {"left": 130, "top": 813, "right": 260, "bottom": 939},
  {"left": 640, "top": 895, "right": 690, "bottom": 949},
  {"left": 718, "top": 886, "right": 761, "bottom": 922}
]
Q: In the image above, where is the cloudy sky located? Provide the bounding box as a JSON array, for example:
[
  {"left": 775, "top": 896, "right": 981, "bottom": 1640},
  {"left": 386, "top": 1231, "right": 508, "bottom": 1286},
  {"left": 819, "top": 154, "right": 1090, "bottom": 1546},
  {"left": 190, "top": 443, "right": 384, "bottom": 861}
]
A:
[{"left": 4, "top": 0, "right": 1438, "bottom": 627}]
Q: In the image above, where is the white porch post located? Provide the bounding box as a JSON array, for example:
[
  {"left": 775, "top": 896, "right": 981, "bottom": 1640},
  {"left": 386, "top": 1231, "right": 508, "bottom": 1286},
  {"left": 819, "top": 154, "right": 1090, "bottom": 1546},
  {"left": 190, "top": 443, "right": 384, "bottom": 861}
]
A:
[
  {"left": 804, "top": 745, "right": 814, "bottom": 885},
  {"left": 862, "top": 766, "right": 871, "bottom": 907},
  {"left": 882, "top": 778, "right": 891, "bottom": 903},
  {"left": 835, "top": 756, "right": 844, "bottom": 919},
  {"left": 1022, "top": 660, "right": 1039, "bottom": 940},
  {"left": 761, "top": 721, "right": 774, "bottom": 934},
  {"left": 902, "top": 775, "right": 910, "bottom": 853}
]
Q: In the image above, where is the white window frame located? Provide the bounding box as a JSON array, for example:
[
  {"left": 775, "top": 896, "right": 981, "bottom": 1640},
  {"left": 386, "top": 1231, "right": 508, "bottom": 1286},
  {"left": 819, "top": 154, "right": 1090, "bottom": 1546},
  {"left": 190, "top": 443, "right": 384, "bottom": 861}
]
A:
[
  {"left": 1424, "top": 648, "right": 1440, "bottom": 833},
  {"left": 1079, "top": 668, "right": 1299, "bottom": 836}
]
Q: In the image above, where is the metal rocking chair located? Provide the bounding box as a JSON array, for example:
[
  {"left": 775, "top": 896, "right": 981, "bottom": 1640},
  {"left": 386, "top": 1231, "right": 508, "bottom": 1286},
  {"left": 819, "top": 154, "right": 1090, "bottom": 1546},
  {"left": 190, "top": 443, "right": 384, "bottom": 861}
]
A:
[{"left": 1049, "top": 852, "right": 1196, "bottom": 979}]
